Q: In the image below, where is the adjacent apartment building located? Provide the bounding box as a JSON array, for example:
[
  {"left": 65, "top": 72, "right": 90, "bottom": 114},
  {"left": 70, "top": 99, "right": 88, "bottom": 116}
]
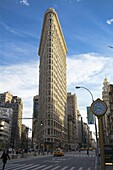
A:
[
  {"left": 37, "top": 8, "right": 68, "bottom": 151},
  {"left": 102, "top": 78, "right": 110, "bottom": 144},
  {"left": 32, "top": 95, "right": 39, "bottom": 149},
  {"left": 102, "top": 78, "right": 113, "bottom": 144},
  {"left": 0, "top": 91, "right": 23, "bottom": 149},
  {"left": 67, "top": 93, "right": 79, "bottom": 150},
  {"left": 108, "top": 84, "right": 113, "bottom": 144},
  {"left": 0, "top": 107, "right": 13, "bottom": 150}
]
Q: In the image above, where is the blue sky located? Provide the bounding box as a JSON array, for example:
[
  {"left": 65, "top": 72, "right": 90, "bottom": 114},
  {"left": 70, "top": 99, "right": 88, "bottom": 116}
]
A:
[{"left": 0, "top": 0, "right": 113, "bottom": 135}]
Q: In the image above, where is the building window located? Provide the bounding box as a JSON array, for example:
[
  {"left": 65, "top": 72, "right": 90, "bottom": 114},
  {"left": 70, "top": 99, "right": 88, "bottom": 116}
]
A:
[
  {"left": 51, "top": 120, "right": 53, "bottom": 126},
  {"left": 48, "top": 120, "right": 50, "bottom": 126},
  {"left": 47, "top": 138, "right": 50, "bottom": 141},
  {"left": 48, "top": 97, "right": 50, "bottom": 102},
  {"left": 48, "top": 128, "right": 50, "bottom": 135},
  {"left": 49, "top": 65, "right": 51, "bottom": 70}
]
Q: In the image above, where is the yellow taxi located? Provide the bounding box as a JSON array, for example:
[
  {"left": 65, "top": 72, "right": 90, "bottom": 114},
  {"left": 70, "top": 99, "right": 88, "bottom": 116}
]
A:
[{"left": 53, "top": 149, "right": 64, "bottom": 156}]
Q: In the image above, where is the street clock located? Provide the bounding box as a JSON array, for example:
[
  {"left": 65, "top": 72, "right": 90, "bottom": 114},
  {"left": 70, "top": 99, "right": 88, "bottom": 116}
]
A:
[{"left": 91, "top": 98, "right": 107, "bottom": 117}]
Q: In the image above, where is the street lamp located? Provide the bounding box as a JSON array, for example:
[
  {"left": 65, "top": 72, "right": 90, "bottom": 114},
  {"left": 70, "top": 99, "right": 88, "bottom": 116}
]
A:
[
  {"left": 75, "top": 86, "right": 99, "bottom": 162},
  {"left": 75, "top": 86, "right": 94, "bottom": 102}
]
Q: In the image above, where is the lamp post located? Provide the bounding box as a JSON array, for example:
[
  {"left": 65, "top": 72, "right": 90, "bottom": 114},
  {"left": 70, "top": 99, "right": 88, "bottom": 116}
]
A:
[
  {"left": 76, "top": 86, "right": 94, "bottom": 102},
  {"left": 75, "top": 86, "right": 99, "bottom": 162}
]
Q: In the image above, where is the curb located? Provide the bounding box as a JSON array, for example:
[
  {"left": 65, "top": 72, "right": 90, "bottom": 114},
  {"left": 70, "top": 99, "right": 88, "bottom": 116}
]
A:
[
  {"left": 95, "top": 157, "right": 101, "bottom": 170},
  {"left": 95, "top": 157, "right": 113, "bottom": 170}
]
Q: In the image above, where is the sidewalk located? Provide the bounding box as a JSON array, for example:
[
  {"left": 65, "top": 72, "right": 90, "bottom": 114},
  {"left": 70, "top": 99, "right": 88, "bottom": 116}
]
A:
[
  {"left": 95, "top": 156, "right": 101, "bottom": 170},
  {"left": 105, "top": 166, "right": 113, "bottom": 170},
  {"left": 95, "top": 157, "right": 113, "bottom": 170}
]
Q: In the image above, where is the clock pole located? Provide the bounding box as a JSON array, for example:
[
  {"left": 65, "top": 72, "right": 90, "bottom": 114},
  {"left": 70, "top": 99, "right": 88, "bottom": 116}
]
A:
[
  {"left": 98, "top": 116, "right": 106, "bottom": 170},
  {"left": 91, "top": 98, "right": 107, "bottom": 170}
]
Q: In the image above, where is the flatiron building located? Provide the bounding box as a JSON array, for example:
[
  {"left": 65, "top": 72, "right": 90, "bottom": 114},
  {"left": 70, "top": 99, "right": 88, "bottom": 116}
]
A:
[{"left": 37, "top": 8, "right": 68, "bottom": 150}]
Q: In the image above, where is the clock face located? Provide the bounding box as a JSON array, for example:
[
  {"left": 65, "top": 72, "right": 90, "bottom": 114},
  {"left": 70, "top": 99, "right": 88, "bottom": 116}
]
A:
[{"left": 91, "top": 99, "right": 107, "bottom": 116}]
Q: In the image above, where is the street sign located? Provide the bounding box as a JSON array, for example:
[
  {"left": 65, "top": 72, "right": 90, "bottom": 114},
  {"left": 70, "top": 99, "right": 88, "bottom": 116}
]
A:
[{"left": 87, "top": 107, "right": 94, "bottom": 124}]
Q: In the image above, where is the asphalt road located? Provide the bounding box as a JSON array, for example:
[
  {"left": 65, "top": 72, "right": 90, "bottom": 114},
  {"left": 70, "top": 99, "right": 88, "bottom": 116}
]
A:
[{"left": 0, "top": 151, "right": 96, "bottom": 170}]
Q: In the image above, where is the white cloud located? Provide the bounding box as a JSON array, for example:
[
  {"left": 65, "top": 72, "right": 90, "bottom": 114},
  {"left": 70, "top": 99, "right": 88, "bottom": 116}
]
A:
[
  {"left": 67, "top": 53, "right": 112, "bottom": 87},
  {"left": 67, "top": 53, "right": 113, "bottom": 111},
  {"left": 0, "top": 62, "right": 39, "bottom": 96},
  {"left": 20, "top": 0, "right": 29, "bottom": 6},
  {"left": 0, "top": 53, "right": 113, "bottom": 131},
  {"left": 69, "top": 0, "right": 81, "bottom": 3},
  {"left": 0, "top": 62, "right": 39, "bottom": 128},
  {"left": 0, "top": 21, "right": 17, "bottom": 34},
  {"left": 0, "top": 21, "right": 37, "bottom": 39},
  {"left": 107, "top": 18, "right": 113, "bottom": 25},
  {"left": 67, "top": 53, "right": 113, "bottom": 136}
]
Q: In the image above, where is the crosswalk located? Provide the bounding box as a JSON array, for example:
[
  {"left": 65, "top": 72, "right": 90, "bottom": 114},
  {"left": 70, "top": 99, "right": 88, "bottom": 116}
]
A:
[
  {"left": 1, "top": 163, "right": 94, "bottom": 170},
  {"left": 65, "top": 152, "right": 95, "bottom": 157}
]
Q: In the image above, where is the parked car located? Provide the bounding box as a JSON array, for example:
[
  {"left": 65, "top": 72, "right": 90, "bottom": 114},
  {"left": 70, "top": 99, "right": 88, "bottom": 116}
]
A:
[{"left": 53, "top": 149, "right": 64, "bottom": 156}]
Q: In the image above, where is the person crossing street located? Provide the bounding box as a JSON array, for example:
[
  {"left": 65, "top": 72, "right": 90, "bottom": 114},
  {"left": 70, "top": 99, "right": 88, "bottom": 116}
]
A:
[{"left": 1, "top": 150, "right": 10, "bottom": 170}]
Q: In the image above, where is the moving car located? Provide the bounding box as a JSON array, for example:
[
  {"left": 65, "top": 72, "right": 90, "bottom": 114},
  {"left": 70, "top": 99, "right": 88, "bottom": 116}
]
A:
[{"left": 53, "top": 149, "right": 64, "bottom": 156}]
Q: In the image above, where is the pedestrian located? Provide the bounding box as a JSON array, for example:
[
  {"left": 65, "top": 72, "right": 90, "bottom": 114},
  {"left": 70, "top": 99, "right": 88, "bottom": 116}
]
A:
[
  {"left": 1, "top": 150, "right": 10, "bottom": 170},
  {"left": 87, "top": 149, "right": 89, "bottom": 155}
]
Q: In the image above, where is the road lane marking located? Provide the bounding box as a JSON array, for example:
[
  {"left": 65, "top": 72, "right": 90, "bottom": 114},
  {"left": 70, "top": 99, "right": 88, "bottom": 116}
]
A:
[
  {"left": 51, "top": 166, "right": 61, "bottom": 170},
  {"left": 42, "top": 165, "right": 54, "bottom": 169},
  {"left": 70, "top": 167, "right": 76, "bottom": 170},
  {"left": 6, "top": 164, "right": 23, "bottom": 169},
  {"left": 4, "top": 163, "right": 93, "bottom": 170},
  {"left": 6, "top": 164, "right": 32, "bottom": 170},
  {"left": 13, "top": 164, "right": 34, "bottom": 170},
  {"left": 22, "top": 164, "right": 40, "bottom": 170},
  {"left": 61, "top": 166, "right": 68, "bottom": 170},
  {"left": 32, "top": 165, "right": 46, "bottom": 170}
]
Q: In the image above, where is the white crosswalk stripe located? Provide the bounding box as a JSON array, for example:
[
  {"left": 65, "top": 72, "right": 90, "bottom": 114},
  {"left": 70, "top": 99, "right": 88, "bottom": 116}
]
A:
[
  {"left": 43, "top": 165, "right": 54, "bottom": 170},
  {"left": 32, "top": 165, "right": 46, "bottom": 170},
  {"left": 6, "top": 163, "right": 27, "bottom": 169},
  {"left": 6, "top": 163, "right": 21, "bottom": 169},
  {"left": 69, "top": 167, "right": 76, "bottom": 170},
  {"left": 12, "top": 163, "right": 34, "bottom": 170},
  {"left": 61, "top": 166, "right": 68, "bottom": 170},
  {"left": 21, "top": 164, "right": 40, "bottom": 170},
  {"left": 4, "top": 163, "right": 93, "bottom": 170},
  {"left": 6, "top": 164, "right": 34, "bottom": 170},
  {"left": 65, "top": 153, "right": 95, "bottom": 157},
  {"left": 51, "top": 166, "right": 60, "bottom": 170}
]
